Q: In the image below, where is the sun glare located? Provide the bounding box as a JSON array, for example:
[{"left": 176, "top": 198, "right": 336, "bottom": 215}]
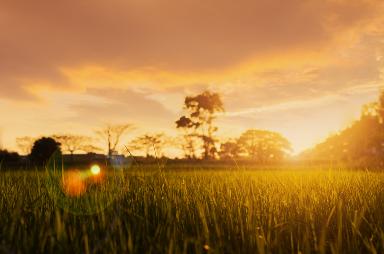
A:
[
  {"left": 91, "top": 165, "right": 101, "bottom": 175},
  {"left": 62, "top": 170, "right": 86, "bottom": 197}
]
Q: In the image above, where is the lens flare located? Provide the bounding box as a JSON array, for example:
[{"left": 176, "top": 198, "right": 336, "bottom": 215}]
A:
[
  {"left": 90, "top": 164, "right": 101, "bottom": 175},
  {"left": 46, "top": 151, "right": 133, "bottom": 215},
  {"left": 61, "top": 170, "right": 86, "bottom": 197}
]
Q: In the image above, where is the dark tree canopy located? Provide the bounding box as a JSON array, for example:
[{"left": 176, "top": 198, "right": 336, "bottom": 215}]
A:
[
  {"left": 185, "top": 91, "right": 224, "bottom": 115},
  {"left": 30, "top": 137, "right": 61, "bottom": 165},
  {"left": 175, "top": 116, "right": 194, "bottom": 129}
]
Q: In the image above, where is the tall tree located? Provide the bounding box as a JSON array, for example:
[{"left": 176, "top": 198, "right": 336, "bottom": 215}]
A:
[
  {"left": 96, "top": 124, "right": 134, "bottom": 157},
  {"left": 52, "top": 134, "right": 92, "bottom": 155},
  {"left": 238, "top": 129, "right": 292, "bottom": 163},
  {"left": 175, "top": 116, "right": 199, "bottom": 159},
  {"left": 176, "top": 91, "right": 224, "bottom": 159}
]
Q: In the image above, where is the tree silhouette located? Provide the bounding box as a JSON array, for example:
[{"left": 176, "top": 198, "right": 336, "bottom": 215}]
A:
[
  {"left": 128, "top": 133, "right": 168, "bottom": 158},
  {"left": 96, "top": 124, "right": 134, "bottom": 157},
  {"left": 175, "top": 116, "right": 199, "bottom": 159},
  {"left": 238, "top": 129, "right": 292, "bottom": 163},
  {"left": 176, "top": 91, "right": 224, "bottom": 159},
  {"left": 53, "top": 134, "right": 92, "bottom": 155},
  {"left": 30, "top": 137, "right": 61, "bottom": 165}
]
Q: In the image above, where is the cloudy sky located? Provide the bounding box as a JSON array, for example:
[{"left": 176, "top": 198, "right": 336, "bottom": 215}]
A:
[{"left": 1, "top": 0, "right": 384, "bottom": 154}]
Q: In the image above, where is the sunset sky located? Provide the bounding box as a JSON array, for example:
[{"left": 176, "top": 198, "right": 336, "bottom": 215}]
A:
[{"left": 1, "top": 0, "right": 384, "bottom": 155}]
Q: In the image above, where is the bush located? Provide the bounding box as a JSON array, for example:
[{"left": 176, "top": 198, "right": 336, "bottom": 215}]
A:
[
  {"left": 29, "top": 137, "right": 61, "bottom": 166},
  {"left": 0, "top": 150, "right": 20, "bottom": 167}
]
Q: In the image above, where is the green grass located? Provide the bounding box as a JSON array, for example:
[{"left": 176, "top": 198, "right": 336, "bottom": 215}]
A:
[{"left": 0, "top": 167, "right": 384, "bottom": 253}]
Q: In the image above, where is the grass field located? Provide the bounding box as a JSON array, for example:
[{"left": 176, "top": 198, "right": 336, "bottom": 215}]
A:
[{"left": 0, "top": 167, "right": 383, "bottom": 254}]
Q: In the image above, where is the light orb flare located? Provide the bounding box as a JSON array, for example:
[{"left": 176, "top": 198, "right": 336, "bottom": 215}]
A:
[{"left": 90, "top": 165, "right": 101, "bottom": 175}]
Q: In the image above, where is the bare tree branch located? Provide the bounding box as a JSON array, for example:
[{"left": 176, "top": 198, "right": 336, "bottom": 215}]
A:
[{"left": 96, "top": 124, "right": 134, "bottom": 156}]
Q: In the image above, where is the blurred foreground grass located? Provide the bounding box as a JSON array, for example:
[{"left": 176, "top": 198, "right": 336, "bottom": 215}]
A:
[{"left": 0, "top": 168, "right": 383, "bottom": 254}]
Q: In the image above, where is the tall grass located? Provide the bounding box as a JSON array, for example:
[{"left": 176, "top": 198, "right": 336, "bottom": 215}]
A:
[{"left": 0, "top": 168, "right": 383, "bottom": 253}]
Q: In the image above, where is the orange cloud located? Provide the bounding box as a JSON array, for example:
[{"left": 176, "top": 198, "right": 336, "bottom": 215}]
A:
[{"left": 1, "top": 0, "right": 383, "bottom": 99}]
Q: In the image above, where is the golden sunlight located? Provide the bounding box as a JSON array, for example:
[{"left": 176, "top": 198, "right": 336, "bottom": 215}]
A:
[{"left": 2, "top": 0, "right": 384, "bottom": 252}]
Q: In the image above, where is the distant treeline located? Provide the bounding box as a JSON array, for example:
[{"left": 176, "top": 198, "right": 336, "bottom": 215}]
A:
[
  {"left": 2, "top": 91, "right": 293, "bottom": 168},
  {"left": 4, "top": 90, "right": 384, "bottom": 168}
]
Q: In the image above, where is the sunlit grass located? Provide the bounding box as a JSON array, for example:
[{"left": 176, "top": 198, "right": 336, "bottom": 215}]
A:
[{"left": 0, "top": 167, "right": 383, "bottom": 253}]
